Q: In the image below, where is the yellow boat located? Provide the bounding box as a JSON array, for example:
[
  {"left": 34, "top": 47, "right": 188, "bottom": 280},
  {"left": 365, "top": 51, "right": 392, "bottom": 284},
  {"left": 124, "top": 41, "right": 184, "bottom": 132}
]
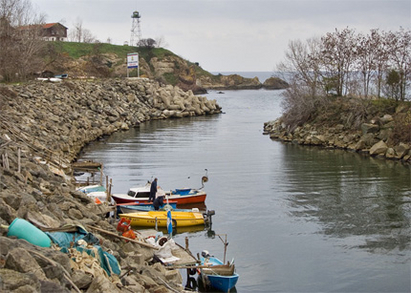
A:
[{"left": 119, "top": 210, "right": 206, "bottom": 227}]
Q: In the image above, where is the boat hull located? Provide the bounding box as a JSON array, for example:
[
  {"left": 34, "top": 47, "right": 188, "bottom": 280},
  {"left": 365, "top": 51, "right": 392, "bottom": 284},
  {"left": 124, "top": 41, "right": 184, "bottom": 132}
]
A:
[
  {"left": 77, "top": 185, "right": 107, "bottom": 202},
  {"left": 119, "top": 211, "right": 205, "bottom": 227},
  {"left": 204, "top": 273, "right": 239, "bottom": 292},
  {"left": 118, "top": 202, "right": 178, "bottom": 214},
  {"left": 112, "top": 192, "right": 206, "bottom": 205},
  {"left": 200, "top": 256, "right": 239, "bottom": 292}
]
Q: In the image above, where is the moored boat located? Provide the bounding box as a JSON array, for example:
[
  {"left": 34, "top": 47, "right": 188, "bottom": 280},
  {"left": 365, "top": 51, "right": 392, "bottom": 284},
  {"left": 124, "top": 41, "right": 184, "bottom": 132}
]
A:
[
  {"left": 117, "top": 201, "right": 190, "bottom": 214},
  {"left": 112, "top": 181, "right": 207, "bottom": 205},
  {"left": 199, "top": 255, "right": 239, "bottom": 292},
  {"left": 77, "top": 184, "right": 107, "bottom": 202},
  {"left": 119, "top": 209, "right": 213, "bottom": 228},
  {"left": 198, "top": 235, "right": 238, "bottom": 292}
]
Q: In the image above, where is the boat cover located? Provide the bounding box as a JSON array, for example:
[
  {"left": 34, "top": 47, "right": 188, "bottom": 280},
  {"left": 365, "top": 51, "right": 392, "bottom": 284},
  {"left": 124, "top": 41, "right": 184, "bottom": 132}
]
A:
[{"left": 46, "top": 229, "right": 120, "bottom": 276}]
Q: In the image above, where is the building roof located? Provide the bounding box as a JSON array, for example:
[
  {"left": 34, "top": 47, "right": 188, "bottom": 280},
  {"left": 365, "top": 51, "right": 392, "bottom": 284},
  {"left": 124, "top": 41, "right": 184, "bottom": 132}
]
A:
[
  {"left": 18, "top": 22, "right": 68, "bottom": 30},
  {"left": 42, "top": 23, "right": 68, "bottom": 29}
]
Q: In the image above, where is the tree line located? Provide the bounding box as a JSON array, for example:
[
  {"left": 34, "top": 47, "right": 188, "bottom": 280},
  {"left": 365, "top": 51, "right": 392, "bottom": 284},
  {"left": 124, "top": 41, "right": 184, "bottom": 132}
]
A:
[
  {"left": 276, "top": 27, "right": 410, "bottom": 131},
  {"left": 278, "top": 28, "right": 410, "bottom": 101}
]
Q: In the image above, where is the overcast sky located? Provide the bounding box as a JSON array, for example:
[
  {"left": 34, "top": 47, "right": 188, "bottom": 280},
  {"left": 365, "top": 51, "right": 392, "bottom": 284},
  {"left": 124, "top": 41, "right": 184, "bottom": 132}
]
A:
[{"left": 32, "top": 0, "right": 410, "bottom": 72}]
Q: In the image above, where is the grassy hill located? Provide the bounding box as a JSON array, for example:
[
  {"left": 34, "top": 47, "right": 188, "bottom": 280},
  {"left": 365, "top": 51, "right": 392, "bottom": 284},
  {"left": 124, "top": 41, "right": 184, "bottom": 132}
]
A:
[{"left": 48, "top": 42, "right": 217, "bottom": 86}]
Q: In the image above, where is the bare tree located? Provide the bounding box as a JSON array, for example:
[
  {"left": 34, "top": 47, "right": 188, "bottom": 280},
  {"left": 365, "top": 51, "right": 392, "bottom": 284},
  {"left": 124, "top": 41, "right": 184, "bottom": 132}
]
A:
[
  {"left": 319, "top": 28, "right": 357, "bottom": 96},
  {"left": 386, "top": 28, "right": 411, "bottom": 101},
  {"left": 68, "top": 17, "right": 97, "bottom": 43},
  {"left": 277, "top": 38, "right": 328, "bottom": 129},
  {"left": 278, "top": 27, "right": 410, "bottom": 100},
  {"left": 356, "top": 30, "right": 379, "bottom": 97},
  {"left": 68, "top": 17, "right": 82, "bottom": 42},
  {"left": 0, "top": 0, "right": 46, "bottom": 81},
  {"left": 155, "top": 36, "right": 168, "bottom": 48},
  {"left": 82, "top": 28, "right": 96, "bottom": 43},
  {"left": 278, "top": 38, "right": 323, "bottom": 97}
]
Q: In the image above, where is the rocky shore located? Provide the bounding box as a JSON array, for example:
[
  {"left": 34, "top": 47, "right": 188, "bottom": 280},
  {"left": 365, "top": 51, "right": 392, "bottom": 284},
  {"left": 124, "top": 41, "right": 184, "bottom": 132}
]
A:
[
  {"left": 0, "top": 78, "right": 221, "bottom": 292},
  {"left": 43, "top": 48, "right": 289, "bottom": 94},
  {"left": 196, "top": 74, "right": 289, "bottom": 91},
  {"left": 263, "top": 108, "right": 411, "bottom": 164}
]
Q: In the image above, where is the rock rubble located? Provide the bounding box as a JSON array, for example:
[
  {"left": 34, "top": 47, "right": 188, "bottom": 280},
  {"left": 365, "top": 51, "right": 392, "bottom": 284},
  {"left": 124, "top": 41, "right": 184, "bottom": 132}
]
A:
[
  {"left": 0, "top": 78, "right": 221, "bottom": 292},
  {"left": 263, "top": 110, "right": 411, "bottom": 164}
]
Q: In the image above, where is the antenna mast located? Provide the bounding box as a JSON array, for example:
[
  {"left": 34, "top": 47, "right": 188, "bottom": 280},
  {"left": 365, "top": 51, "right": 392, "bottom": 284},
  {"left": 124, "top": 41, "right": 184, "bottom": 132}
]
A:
[{"left": 130, "top": 11, "right": 142, "bottom": 47}]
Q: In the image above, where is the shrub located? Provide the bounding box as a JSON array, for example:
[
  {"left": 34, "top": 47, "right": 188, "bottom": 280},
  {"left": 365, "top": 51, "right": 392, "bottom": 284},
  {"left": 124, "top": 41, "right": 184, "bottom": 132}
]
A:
[{"left": 392, "top": 111, "right": 411, "bottom": 144}]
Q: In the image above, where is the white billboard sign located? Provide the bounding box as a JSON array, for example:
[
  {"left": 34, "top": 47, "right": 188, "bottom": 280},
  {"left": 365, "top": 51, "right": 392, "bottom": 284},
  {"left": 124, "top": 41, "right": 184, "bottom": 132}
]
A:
[{"left": 127, "top": 53, "right": 139, "bottom": 69}]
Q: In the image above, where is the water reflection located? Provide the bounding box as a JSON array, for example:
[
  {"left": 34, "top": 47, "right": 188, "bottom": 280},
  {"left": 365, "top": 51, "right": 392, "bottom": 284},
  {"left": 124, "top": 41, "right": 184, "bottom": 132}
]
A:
[
  {"left": 79, "top": 89, "right": 410, "bottom": 291},
  {"left": 135, "top": 224, "right": 214, "bottom": 237},
  {"left": 280, "top": 144, "right": 411, "bottom": 253},
  {"left": 79, "top": 115, "right": 222, "bottom": 193}
]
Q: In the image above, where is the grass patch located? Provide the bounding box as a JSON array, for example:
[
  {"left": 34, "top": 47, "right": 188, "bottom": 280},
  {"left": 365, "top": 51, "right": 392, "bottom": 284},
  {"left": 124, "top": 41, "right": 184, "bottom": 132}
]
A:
[
  {"left": 163, "top": 72, "right": 178, "bottom": 85},
  {"left": 51, "top": 42, "right": 176, "bottom": 61}
]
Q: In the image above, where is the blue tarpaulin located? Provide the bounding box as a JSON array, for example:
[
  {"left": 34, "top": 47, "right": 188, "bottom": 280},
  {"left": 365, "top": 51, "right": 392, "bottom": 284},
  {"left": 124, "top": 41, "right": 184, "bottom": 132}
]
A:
[
  {"left": 46, "top": 230, "right": 100, "bottom": 248},
  {"left": 46, "top": 228, "right": 120, "bottom": 276}
]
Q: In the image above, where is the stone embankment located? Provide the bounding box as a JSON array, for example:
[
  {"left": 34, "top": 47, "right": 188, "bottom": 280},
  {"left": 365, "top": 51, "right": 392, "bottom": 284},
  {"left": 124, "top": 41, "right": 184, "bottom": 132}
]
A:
[
  {"left": 0, "top": 78, "right": 221, "bottom": 292},
  {"left": 263, "top": 112, "right": 411, "bottom": 164}
]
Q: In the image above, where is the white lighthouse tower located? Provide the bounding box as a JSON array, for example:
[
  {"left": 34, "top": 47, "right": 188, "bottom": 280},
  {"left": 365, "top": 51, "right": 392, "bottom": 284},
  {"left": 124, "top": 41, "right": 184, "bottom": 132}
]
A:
[{"left": 130, "top": 11, "right": 142, "bottom": 47}]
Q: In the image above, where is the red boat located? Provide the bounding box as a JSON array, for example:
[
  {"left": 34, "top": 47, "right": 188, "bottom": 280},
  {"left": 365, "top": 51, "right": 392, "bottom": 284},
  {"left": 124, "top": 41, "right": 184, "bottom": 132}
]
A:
[{"left": 111, "top": 182, "right": 207, "bottom": 205}]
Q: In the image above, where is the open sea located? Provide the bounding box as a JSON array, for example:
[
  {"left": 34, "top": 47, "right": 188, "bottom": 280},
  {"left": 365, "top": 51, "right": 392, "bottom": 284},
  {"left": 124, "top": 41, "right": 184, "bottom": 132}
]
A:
[{"left": 79, "top": 72, "right": 411, "bottom": 292}]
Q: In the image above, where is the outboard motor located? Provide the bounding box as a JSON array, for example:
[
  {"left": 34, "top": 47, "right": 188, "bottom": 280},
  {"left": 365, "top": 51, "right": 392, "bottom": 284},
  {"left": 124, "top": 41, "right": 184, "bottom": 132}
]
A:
[
  {"left": 203, "top": 210, "right": 215, "bottom": 226},
  {"left": 201, "top": 250, "right": 211, "bottom": 258}
]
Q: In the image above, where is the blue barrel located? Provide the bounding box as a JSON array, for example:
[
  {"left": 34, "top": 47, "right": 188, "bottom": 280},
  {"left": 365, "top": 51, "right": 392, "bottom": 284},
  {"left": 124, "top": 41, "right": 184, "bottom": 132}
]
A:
[{"left": 7, "top": 218, "right": 51, "bottom": 248}]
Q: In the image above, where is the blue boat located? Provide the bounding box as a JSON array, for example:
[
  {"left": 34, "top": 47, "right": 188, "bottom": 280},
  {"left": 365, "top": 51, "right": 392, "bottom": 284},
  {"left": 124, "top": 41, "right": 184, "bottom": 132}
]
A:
[
  {"left": 117, "top": 201, "right": 183, "bottom": 214},
  {"left": 198, "top": 234, "right": 238, "bottom": 292},
  {"left": 76, "top": 184, "right": 107, "bottom": 202},
  {"left": 199, "top": 254, "right": 239, "bottom": 292}
]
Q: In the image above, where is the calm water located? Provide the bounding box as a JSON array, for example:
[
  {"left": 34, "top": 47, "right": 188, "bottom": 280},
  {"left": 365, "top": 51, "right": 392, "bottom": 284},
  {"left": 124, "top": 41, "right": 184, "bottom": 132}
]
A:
[{"left": 79, "top": 88, "right": 411, "bottom": 292}]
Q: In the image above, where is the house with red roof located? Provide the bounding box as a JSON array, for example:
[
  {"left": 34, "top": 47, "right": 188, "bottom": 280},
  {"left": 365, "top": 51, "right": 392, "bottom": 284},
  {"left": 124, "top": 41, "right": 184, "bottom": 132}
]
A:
[{"left": 42, "top": 23, "right": 68, "bottom": 41}]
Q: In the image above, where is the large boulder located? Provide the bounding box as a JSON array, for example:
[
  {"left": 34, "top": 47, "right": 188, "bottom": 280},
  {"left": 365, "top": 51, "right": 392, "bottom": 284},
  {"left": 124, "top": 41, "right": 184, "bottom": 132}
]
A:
[
  {"left": 0, "top": 268, "right": 41, "bottom": 292},
  {"left": 5, "top": 248, "right": 47, "bottom": 280},
  {"left": 262, "top": 77, "right": 289, "bottom": 89},
  {"left": 369, "top": 140, "right": 388, "bottom": 156},
  {"left": 361, "top": 123, "right": 380, "bottom": 135},
  {"left": 394, "top": 142, "right": 410, "bottom": 159}
]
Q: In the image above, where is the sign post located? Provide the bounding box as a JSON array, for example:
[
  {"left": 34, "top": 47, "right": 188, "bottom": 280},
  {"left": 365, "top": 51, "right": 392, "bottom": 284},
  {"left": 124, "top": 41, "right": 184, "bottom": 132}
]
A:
[{"left": 127, "top": 53, "right": 139, "bottom": 78}]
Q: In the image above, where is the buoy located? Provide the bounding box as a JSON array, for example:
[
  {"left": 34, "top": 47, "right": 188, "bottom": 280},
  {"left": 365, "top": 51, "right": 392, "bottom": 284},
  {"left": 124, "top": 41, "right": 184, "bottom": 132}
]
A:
[
  {"left": 7, "top": 218, "right": 51, "bottom": 248},
  {"left": 116, "top": 218, "right": 131, "bottom": 233}
]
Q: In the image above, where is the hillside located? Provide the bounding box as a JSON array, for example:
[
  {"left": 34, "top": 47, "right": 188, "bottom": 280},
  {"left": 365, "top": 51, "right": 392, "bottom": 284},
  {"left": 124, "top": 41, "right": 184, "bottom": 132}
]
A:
[{"left": 42, "top": 42, "right": 286, "bottom": 94}]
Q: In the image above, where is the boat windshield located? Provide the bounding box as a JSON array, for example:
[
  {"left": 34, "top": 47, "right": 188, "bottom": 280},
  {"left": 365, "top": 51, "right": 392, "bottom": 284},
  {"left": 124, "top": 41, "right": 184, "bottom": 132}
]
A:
[
  {"left": 127, "top": 190, "right": 136, "bottom": 197},
  {"left": 127, "top": 190, "right": 151, "bottom": 198}
]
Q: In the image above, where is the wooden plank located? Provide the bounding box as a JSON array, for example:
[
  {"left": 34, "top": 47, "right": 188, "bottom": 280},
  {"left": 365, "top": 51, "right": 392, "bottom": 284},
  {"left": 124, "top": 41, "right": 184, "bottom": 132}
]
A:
[{"left": 85, "top": 225, "right": 158, "bottom": 250}]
